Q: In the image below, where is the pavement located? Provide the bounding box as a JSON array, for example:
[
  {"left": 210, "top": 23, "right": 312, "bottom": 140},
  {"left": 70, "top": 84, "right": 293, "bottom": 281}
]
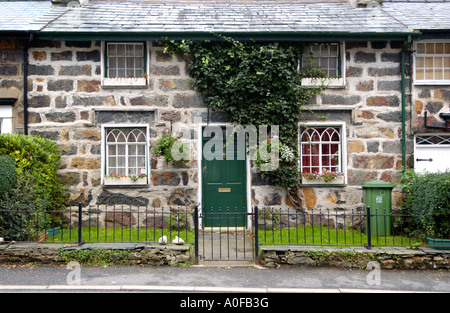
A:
[{"left": 0, "top": 262, "right": 448, "bottom": 293}]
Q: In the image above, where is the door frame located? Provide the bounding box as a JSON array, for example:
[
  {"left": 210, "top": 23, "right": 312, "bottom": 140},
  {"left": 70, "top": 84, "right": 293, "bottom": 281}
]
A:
[{"left": 197, "top": 123, "right": 252, "bottom": 230}]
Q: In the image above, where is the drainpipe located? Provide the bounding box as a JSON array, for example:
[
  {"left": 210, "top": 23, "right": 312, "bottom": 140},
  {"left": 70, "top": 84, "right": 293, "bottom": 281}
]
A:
[
  {"left": 23, "top": 32, "right": 33, "bottom": 135},
  {"left": 401, "top": 35, "right": 411, "bottom": 172}
]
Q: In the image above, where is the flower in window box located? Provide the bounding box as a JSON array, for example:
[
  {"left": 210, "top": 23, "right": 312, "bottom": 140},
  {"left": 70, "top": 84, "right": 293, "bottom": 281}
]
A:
[
  {"left": 302, "top": 169, "right": 344, "bottom": 184},
  {"left": 104, "top": 173, "right": 148, "bottom": 185}
]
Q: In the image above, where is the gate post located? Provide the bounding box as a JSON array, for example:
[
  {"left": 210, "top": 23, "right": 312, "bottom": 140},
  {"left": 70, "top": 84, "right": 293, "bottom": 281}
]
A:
[
  {"left": 254, "top": 205, "right": 259, "bottom": 260},
  {"left": 194, "top": 204, "right": 199, "bottom": 264}
]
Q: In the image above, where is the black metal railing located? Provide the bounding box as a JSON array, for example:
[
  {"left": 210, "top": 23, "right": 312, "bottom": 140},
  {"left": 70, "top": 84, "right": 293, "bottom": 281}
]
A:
[
  {"left": 0, "top": 204, "right": 447, "bottom": 251},
  {"left": 0, "top": 203, "right": 195, "bottom": 245},
  {"left": 195, "top": 206, "right": 258, "bottom": 262},
  {"left": 256, "top": 206, "right": 441, "bottom": 248}
]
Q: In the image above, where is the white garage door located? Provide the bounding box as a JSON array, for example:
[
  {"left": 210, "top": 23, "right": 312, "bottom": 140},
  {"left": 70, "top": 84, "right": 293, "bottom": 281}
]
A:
[{"left": 414, "top": 134, "right": 450, "bottom": 173}]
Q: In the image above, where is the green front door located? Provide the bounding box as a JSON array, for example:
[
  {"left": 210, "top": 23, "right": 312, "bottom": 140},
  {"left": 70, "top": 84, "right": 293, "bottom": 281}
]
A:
[{"left": 202, "top": 127, "right": 247, "bottom": 227}]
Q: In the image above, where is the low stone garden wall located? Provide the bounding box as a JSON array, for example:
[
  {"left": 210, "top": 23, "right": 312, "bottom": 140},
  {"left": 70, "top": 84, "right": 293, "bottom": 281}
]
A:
[
  {"left": 259, "top": 246, "right": 450, "bottom": 270},
  {"left": 0, "top": 242, "right": 191, "bottom": 266}
]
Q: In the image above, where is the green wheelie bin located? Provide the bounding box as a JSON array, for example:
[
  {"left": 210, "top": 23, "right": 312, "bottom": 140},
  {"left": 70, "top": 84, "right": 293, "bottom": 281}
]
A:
[{"left": 363, "top": 180, "right": 395, "bottom": 236}]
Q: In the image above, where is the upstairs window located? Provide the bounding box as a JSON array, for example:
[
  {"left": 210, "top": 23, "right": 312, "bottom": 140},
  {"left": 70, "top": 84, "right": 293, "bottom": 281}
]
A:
[
  {"left": 301, "top": 43, "right": 345, "bottom": 88},
  {"left": 103, "top": 42, "right": 148, "bottom": 87},
  {"left": 302, "top": 43, "right": 340, "bottom": 77},
  {"left": 414, "top": 40, "right": 450, "bottom": 85}
]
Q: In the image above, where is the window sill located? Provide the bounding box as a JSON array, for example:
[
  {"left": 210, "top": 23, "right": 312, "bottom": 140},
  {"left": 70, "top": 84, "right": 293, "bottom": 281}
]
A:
[
  {"left": 103, "top": 177, "right": 148, "bottom": 187},
  {"left": 301, "top": 77, "right": 345, "bottom": 89},
  {"left": 102, "top": 77, "right": 148, "bottom": 89},
  {"left": 300, "top": 176, "right": 346, "bottom": 187},
  {"left": 413, "top": 81, "right": 450, "bottom": 86}
]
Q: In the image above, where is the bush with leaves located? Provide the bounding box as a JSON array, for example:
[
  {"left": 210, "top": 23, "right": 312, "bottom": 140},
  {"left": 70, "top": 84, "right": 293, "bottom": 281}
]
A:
[
  {"left": 0, "top": 134, "right": 68, "bottom": 210},
  {"left": 400, "top": 169, "right": 450, "bottom": 239},
  {"left": 0, "top": 155, "right": 16, "bottom": 200},
  {"left": 0, "top": 175, "right": 55, "bottom": 241}
]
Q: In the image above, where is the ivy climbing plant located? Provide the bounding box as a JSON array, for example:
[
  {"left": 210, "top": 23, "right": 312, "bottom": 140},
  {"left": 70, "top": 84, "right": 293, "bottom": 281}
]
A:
[{"left": 163, "top": 36, "right": 326, "bottom": 206}]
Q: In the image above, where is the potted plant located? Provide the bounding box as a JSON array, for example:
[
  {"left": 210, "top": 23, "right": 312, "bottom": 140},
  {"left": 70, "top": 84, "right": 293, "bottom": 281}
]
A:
[{"left": 153, "top": 129, "right": 189, "bottom": 164}]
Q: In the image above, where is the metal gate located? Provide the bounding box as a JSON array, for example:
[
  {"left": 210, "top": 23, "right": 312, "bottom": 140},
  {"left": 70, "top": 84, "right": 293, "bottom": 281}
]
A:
[{"left": 194, "top": 205, "right": 258, "bottom": 263}]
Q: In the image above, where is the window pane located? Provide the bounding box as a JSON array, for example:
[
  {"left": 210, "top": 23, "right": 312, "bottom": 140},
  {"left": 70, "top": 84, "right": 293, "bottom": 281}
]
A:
[
  {"left": 108, "top": 44, "right": 117, "bottom": 56},
  {"left": 416, "top": 69, "right": 424, "bottom": 80},
  {"left": 135, "top": 57, "right": 143, "bottom": 69},
  {"left": 446, "top": 43, "right": 450, "bottom": 54},
  {"left": 126, "top": 44, "right": 135, "bottom": 56},
  {"left": 129, "top": 144, "right": 137, "bottom": 155},
  {"left": 417, "top": 43, "right": 425, "bottom": 54},
  {"left": 117, "top": 44, "right": 125, "bottom": 56},
  {"left": 416, "top": 57, "right": 424, "bottom": 68},
  {"left": 425, "top": 68, "right": 434, "bottom": 80},
  {"left": 117, "top": 145, "right": 126, "bottom": 155},
  {"left": 137, "top": 156, "right": 146, "bottom": 168},
  {"left": 436, "top": 43, "right": 444, "bottom": 54},
  {"left": 108, "top": 157, "right": 116, "bottom": 167},
  {"left": 426, "top": 43, "right": 435, "bottom": 54},
  {"left": 445, "top": 57, "right": 450, "bottom": 67},
  {"left": 444, "top": 69, "right": 450, "bottom": 80}
]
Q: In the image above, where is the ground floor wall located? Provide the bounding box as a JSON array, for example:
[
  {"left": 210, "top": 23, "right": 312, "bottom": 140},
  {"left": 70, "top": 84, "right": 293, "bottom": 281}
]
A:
[{"left": 1, "top": 39, "right": 421, "bottom": 214}]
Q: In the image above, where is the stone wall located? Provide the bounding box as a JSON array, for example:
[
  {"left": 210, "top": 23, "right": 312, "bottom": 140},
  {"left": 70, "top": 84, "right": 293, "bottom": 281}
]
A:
[
  {"left": 0, "top": 39, "right": 25, "bottom": 133},
  {"left": 412, "top": 84, "right": 450, "bottom": 133},
  {"left": 13, "top": 39, "right": 412, "bottom": 212},
  {"left": 26, "top": 40, "right": 201, "bottom": 207},
  {"left": 0, "top": 243, "right": 191, "bottom": 266},
  {"left": 259, "top": 246, "right": 450, "bottom": 270}
]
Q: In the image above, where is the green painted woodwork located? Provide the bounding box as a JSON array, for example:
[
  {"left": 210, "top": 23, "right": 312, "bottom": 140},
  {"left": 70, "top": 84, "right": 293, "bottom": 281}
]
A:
[{"left": 201, "top": 127, "right": 247, "bottom": 228}]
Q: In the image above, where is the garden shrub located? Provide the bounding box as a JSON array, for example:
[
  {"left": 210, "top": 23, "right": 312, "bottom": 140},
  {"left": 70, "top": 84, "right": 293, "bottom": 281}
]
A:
[
  {"left": 0, "top": 133, "right": 68, "bottom": 210},
  {"left": 401, "top": 169, "right": 450, "bottom": 239},
  {"left": 0, "top": 155, "right": 17, "bottom": 200}
]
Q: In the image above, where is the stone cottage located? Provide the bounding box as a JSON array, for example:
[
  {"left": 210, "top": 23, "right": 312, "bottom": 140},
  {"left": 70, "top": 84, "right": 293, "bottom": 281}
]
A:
[{"left": 0, "top": 0, "right": 449, "bottom": 226}]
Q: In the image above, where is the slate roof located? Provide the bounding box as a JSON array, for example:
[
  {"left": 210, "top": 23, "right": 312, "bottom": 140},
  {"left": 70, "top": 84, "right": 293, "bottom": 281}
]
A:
[
  {"left": 35, "top": 1, "right": 413, "bottom": 35},
  {"left": 382, "top": 2, "right": 450, "bottom": 31},
  {"left": 1, "top": 0, "right": 447, "bottom": 39},
  {"left": 0, "top": 1, "right": 66, "bottom": 31}
]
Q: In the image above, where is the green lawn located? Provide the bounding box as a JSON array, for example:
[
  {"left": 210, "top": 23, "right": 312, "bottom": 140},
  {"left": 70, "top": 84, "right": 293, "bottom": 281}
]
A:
[
  {"left": 44, "top": 225, "right": 423, "bottom": 247},
  {"left": 44, "top": 227, "right": 195, "bottom": 244},
  {"left": 258, "top": 225, "right": 424, "bottom": 247}
]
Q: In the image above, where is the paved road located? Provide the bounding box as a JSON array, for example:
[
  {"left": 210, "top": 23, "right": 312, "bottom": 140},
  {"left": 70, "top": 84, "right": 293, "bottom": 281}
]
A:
[{"left": 0, "top": 263, "right": 448, "bottom": 293}]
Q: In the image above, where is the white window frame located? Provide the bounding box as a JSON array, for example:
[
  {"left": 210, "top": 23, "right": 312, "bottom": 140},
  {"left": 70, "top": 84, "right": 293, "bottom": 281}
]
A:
[
  {"left": 101, "top": 41, "right": 149, "bottom": 87},
  {"left": 301, "top": 42, "right": 346, "bottom": 88},
  {"left": 413, "top": 39, "right": 450, "bottom": 85},
  {"left": 0, "top": 106, "right": 13, "bottom": 134},
  {"left": 299, "top": 122, "right": 347, "bottom": 185},
  {"left": 101, "top": 124, "right": 150, "bottom": 186}
]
